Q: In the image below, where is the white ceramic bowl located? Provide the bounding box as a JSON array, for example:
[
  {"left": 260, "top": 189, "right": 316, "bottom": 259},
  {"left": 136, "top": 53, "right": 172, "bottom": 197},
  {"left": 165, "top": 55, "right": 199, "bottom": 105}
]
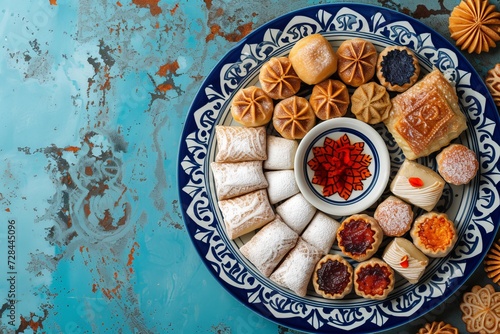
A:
[{"left": 294, "top": 117, "right": 390, "bottom": 217}]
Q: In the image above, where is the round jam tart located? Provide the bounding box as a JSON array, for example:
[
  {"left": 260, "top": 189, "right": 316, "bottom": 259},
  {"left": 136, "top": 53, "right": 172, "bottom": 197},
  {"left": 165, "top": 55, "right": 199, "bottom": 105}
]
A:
[
  {"left": 410, "top": 212, "right": 458, "bottom": 258},
  {"left": 230, "top": 86, "right": 274, "bottom": 127},
  {"left": 313, "top": 254, "right": 353, "bottom": 299},
  {"left": 259, "top": 56, "right": 302, "bottom": 100},
  {"left": 309, "top": 79, "right": 350, "bottom": 120},
  {"left": 336, "top": 38, "right": 378, "bottom": 87},
  {"left": 337, "top": 214, "right": 383, "bottom": 262},
  {"left": 354, "top": 258, "right": 395, "bottom": 300},
  {"left": 376, "top": 45, "right": 420, "bottom": 92},
  {"left": 272, "top": 96, "right": 316, "bottom": 140}
]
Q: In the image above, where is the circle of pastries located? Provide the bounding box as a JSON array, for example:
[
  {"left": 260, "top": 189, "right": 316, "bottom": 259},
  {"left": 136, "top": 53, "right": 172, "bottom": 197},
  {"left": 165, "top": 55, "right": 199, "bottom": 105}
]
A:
[
  {"left": 460, "top": 284, "right": 500, "bottom": 334},
  {"left": 350, "top": 82, "right": 391, "bottom": 124},
  {"left": 485, "top": 63, "right": 500, "bottom": 107},
  {"left": 484, "top": 238, "right": 500, "bottom": 285},
  {"left": 410, "top": 212, "right": 457, "bottom": 258},
  {"left": 272, "top": 96, "right": 316, "bottom": 140},
  {"left": 230, "top": 86, "right": 274, "bottom": 127},
  {"left": 259, "top": 56, "right": 302, "bottom": 100},
  {"left": 337, "top": 214, "right": 383, "bottom": 262},
  {"left": 376, "top": 45, "right": 421, "bottom": 92},
  {"left": 436, "top": 143, "right": 479, "bottom": 185},
  {"left": 374, "top": 195, "right": 414, "bottom": 237},
  {"left": 336, "top": 38, "right": 378, "bottom": 87},
  {"left": 417, "top": 321, "right": 459, "bottom": 334},
  {"left": 354, "top": 257, "right": 395, "bottom": 300},
  {"left": 309, "top": 79, "right": 350, "bottom": 120},
  {"left": 312, "top": 254, "right": 353, "bottom": 299}
]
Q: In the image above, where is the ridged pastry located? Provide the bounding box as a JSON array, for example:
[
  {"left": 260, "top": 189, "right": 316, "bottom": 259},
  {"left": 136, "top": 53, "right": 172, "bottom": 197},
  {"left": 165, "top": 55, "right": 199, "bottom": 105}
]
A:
[
  {"left": 390, "top": 159, "right": 445, "bottom": 212},
  {"left": 417, "top": 321, "right": 459, "bottom": 334},
  {"left": 374, "top": 195, "right": 414, "bottom": 237},
  {"left": 259, "top": 56, "right": 302, "bottom": 99},
  {"left": 313, "top": 254, "right": 353, "bottom": 299},
  {"left": 337, "top": 38, "right": 378, "bottom": 87},
  {"left": 270, "top": 238, "right": 323, "bottom": 297},
  {"left": 211, "top": 160, "right": 268, "bottom": 200},
  {"left": 486, "top": 63, "right": 500, "bottom": 106},
  {"left": 265, "top": 170, "right": 299, "bottom": 204},
  {"left": 449, "top": 0, "right": 500, "bottom": 54},
  {"left": 309, "top": 79, "right": 349, "bottom": 120},
  {"left": 484, "top": 238, "right": 500, "bottom": 284},
  {"left": 436, "top": 144, "right": 479, "bottom": 185},
  {"left": 215, "top": 125, "right": 267, "bottom": 162},
  {"left": 301, "top": 212, "right": 340, "bottom": 255},
  {"left": 288, "top": 33, "right": 338, "bottom": 85},
  {"left": 410, "top": 212, "right": 457, "bottom": 258},
  {"left": 276, "top": 193, "right": 316, "bottom": 234},
  {"left": 337, "top": 214, "right": 383, "bottom": 262},
  {"left": 376, "top": 45, "right": 420, "bottom": 92},
  {"left": 263, "top": 135, "right": 298, "bottom": 170},
  {"left": 384, "top": 69, "right": 467, "bottom": 160},
  {"left": 218, "top": 189, "right": 275, "bottom": 239},
  {"left": 351, "top": 82, "right": 391, "bottom": 124},
  {"left": 382, "top": 237, "right": 429, "bottom": 284},
  {"left": 460, "top": 284, "right": 500, "bottom": 334},
  {"left": 273, "top": 96, "right": 316, "bottom": 140},
  {"left": 354, "top": 258, "right": 395, "bottom": 300},
  {"left": 230, "top": 86, "right": 274, "bottom": 127},
  {"left": 240, "top": 215, "right": 299, "bottom": 277}
]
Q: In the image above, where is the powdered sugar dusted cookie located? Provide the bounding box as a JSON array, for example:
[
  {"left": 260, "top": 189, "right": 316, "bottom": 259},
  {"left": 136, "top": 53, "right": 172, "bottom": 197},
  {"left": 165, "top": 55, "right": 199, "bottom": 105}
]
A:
[
  {"left": 211, "top": 160, "right": 268, "bottom": 200},
  {"left": 215, "top": 125, "right": 267, "bottom": 162},
  {"left": 276, "top": 193, "right": 317, "bottom": 234},
  {"left": 264, "top": 135, "right": 298, "bottom": 170},
  {"left": 265, "top": 170, "right": 300, "bottom": 204},
  {"left": 301, "top": 212, "right": 340, "bottom": 255},
  {"left": 374, "top": 195, "right": 414, "bottom": 237}
]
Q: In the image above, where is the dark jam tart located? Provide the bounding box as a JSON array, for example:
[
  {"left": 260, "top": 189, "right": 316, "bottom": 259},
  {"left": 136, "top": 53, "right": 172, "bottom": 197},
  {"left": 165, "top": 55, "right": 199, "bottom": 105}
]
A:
[
  {"left": 313, "top": 254, "right": 353, "bottom": 299},
  {"left": 376, "top": 45, "right": 420, "bottom": 93},
  {"left": 354, "top": 258, "right": 395, "bottom": 300},
  {"left": 337, "top": 214, "right": 383, "bottom": 262}
]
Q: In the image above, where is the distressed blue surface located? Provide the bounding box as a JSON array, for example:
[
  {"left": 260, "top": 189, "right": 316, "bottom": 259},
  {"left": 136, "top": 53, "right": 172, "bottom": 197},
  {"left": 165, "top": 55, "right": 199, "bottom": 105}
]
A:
[{"left": 0, "top": 0, "right": 498, "bottom": 333}]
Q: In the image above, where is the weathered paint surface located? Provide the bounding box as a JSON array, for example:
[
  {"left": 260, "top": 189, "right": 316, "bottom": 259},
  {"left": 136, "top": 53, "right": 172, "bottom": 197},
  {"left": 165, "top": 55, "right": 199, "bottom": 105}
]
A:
[{"left": 0, "top": 0, "right": 497, "bottom": 333}]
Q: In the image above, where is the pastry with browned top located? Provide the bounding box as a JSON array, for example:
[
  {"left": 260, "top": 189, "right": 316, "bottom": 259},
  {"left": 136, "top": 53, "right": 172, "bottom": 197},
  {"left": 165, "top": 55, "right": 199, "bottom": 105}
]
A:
[
  {"left": 354, "top": 258, "right": 395, "bottom": 300},
  {"left": 337, "top": 38, "right": 378, "bottom": 87},
  {"left": 376, "top": 45, "right": 420, "bottom": 92},
  {"left": 313, "top": 254, "right": 353, "bottom": 299},
  {"left": 384, "top": 69, "right": 467, "bottom": 160},
  {"left": 309, "top": 79, "right": 349, "bottom": 120},
  {"left": 351, "top": 82, "right": 391, "bottom": 124},
  {"left": 417, "top": 321, "right": 459, "bottom": 334},
  {"left": 337, "top": 214, "right": 383, "bottom": 262},
  {"left": 410, "top": 212, "right": 457, "bottom": 258},
  {"left": 436, "top": 144, "right": 479, "bottom": 185},
  {"left": 259, "top": 57, "right": 302, "bottom": 100},
  {"left": 273, "top": 96, "right": 316, "bottom": 140},
  {"left": 486, "top": 63, "right": 500, "bottom": 106},
  {"left": 231, "top": 86, "right": 274, "bottom": 127}
]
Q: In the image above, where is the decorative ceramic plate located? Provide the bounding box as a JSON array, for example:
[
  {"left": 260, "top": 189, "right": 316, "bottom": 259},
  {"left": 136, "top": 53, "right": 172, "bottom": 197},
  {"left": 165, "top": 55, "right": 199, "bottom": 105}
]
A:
[{"left": 178, "top": 4, "right": 500, "bottom": 333}]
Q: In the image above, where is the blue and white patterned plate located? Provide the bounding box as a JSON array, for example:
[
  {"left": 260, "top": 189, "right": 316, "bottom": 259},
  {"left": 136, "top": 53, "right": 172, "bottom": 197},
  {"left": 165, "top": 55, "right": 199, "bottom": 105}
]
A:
[{"left": 178, "top": 4, "right": 500, "bottom": 333}]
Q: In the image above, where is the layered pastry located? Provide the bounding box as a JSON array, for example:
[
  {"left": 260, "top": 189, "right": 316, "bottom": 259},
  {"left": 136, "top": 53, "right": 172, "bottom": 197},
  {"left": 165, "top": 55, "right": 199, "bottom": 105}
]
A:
[
  {"left": 449, "top": 0, "right": 500, "bottom": 54},
  {"left": 436, "top": 143, "right": 479, "bottom": 185},
  {"left": 272, "top": 96, "right": 316, "bottom": 140},
  {"left": 484, "top": 238, "right": 500, "bottom": 284},
  {"left": 270, "top": 238, "right": 323, "bottom": 297},
  {"left": 218, "top": 189, "right": 275, "bottom": 239},
  {"left": 460, "top": 285, "right": 500, "bottom": 334},
  {"left": 258, "top": 56, "right": 302, "bottom": 99},
  {"left": 265, "top": 170, "right": 300, "bottom": 204},
  {"left": 376, "top": 45, "right": 420, "bottom": 92},
  {"left": 230, "top": 86, "right": 274, "bottom": 127},
  {"left": 486, "top": 63, "right": 500, "bottom": 106},
  {"left": 336, "top": 38, "right": 378, "bottom": 87},
  {"left": 312, "top": 254, "right": 353, "bottom": 299},
  {"left": 288, "top": 33, "right": 338, "bottom": 85},
  {"left": 350, "top": 82, "right": 392, "bottom": 124},
  {"left": 240, "top": 215, "right": 299, "bottom": 277},
  {"left": 309, "top": 79, "right": 350, "bottom": 120},
  {"left": 301, "top": 212, "right": 340, "bottom": 255},
  {"left": 276, "top": 193, "right": 317, "bottom": 234},
  {"left": 215, "top": 125, "right": 267, "bottom": 163},
  {"left": 211, "top": 160, "right": 268, "bottom": 200},
  {"left": 382, "top": 237, "right": 429, "bottom": 284},
  {"left": 384, "top": 69, "right": 467, "bottom": 160},
  {"left": 354, "top": 258, "right": 395, "bottom": 300},
  {"left": 337, "top": 214, "right": 383, "bottom": 262},
  {"left": 390, "top": 159, "right": 445, "bottom": 212},
  {"left": 417, "top": 321, "right": 459, "bottom": 334},
  {"left": 374, "top": 195, "right": 414, "bottom": 237},
  {"left": 410, "top": 212, "right": 457, "bottom": 258},
  {"left": 263, "top": 135, "right": 298, "bottom": 170}
]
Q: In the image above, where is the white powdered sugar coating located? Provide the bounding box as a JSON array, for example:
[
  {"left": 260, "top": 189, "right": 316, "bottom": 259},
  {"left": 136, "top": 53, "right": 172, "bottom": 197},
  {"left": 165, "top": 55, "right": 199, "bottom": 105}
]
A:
[
  {"left": 211, "top": 160, "right": 268, "bottom": 200},
  {"left": 264, "top": 135, "right": 298, "bottom": 170},
  {"left": 301, "top": 212, "right": 340, "bottom": 255},
  {"left": 215, "top": 125, "right": 267, "bottom": 163},
  {"left": 437, "top": 144, "right": 478, "bottom": 185},
  {"left": 265, "top": 170, "right": 300, "bottom": 204},
  {"left": 374, "top": 196, "right": 413, "bottom": 237},
  {"left": 276, "top": 193, "right": 317, "bottom": 234}
]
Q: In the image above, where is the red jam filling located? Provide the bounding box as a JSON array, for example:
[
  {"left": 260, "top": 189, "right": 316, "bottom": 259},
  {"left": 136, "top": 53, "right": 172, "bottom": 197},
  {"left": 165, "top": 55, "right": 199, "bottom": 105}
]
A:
[
  {"left": 339, "top": 219, "right": 375, "bottom": 255},
  {"left": 356, "top": 264, "right": 392, "bottom": 296},
  {"left": 316, "top": 259, "right": 351, "bottom": 295}
]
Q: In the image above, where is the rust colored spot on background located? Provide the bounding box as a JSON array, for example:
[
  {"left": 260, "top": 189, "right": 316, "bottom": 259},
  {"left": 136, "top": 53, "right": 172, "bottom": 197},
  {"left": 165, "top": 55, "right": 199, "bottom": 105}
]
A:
[
  {"left": 157, "top": 60, "right": 179, "bottom": 77},
  {"left": 132, "top": 0, "right": 162, "bottom": 16},
  {"left": 206, "top": 22, "right": 253, "bottom": 42},
  {"left": 49, "top": 0, "right": 57, "bottom": 5}
]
